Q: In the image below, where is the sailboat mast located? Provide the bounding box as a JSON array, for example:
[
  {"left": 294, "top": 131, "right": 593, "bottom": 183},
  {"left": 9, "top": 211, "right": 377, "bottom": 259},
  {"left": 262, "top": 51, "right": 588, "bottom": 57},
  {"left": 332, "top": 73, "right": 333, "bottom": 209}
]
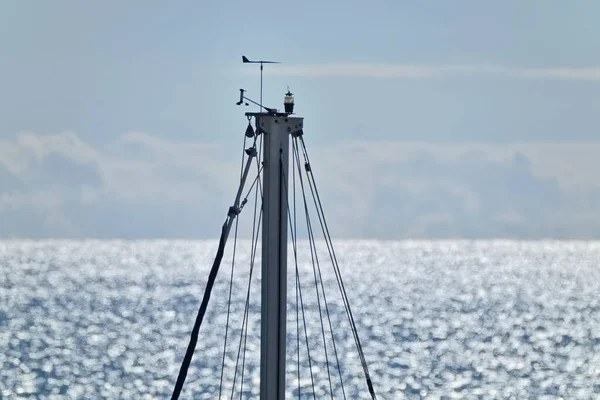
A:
[{"left": 254, "top": 110, "right": 303, "bottom": 400}]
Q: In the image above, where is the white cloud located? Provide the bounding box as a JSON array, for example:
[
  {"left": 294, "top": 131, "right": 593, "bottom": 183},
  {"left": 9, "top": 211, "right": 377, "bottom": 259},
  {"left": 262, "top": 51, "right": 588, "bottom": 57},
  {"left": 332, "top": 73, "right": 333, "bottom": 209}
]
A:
[
  {"left": 269, "top": 63, "right": 600, "bottom": 81},
  {"left": 2, "top": 131, "right": 600, "bottom": 238},
  {"left": 0, "top": 131, "right": 239, "bottom": 238},
  {"left": 317, "top": 140, "right": 600, "bottom": 191}
]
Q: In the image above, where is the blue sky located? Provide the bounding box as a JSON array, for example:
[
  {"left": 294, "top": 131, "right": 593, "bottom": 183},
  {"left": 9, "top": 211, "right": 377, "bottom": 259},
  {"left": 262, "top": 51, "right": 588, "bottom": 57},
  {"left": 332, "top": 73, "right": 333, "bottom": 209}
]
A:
[{"left": 1, "top": 1, "right": 600, "bottom": 238}]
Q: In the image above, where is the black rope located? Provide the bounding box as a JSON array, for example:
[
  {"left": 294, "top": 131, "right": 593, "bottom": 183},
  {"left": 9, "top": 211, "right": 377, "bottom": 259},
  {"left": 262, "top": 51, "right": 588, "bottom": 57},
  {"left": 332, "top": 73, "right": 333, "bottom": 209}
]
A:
[
  {"left": 171, "top": 135, "right": 257, "bottom": 400},
  {"left": 171, "top": 217, "right": 232, "bottom": 400}
]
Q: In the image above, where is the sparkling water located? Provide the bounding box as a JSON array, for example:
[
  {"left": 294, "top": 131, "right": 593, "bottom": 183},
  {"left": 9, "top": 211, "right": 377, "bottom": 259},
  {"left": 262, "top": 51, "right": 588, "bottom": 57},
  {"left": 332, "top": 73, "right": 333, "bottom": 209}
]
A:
[{"left": 1, "top": 240, "right": 599, "bottom": 399}]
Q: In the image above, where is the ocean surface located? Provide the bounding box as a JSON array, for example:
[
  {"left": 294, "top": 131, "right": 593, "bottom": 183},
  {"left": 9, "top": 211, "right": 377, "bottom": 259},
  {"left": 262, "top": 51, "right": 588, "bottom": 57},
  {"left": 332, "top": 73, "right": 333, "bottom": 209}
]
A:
[{"left": 1, "top": 240, "right": 600, "bottom": 399}]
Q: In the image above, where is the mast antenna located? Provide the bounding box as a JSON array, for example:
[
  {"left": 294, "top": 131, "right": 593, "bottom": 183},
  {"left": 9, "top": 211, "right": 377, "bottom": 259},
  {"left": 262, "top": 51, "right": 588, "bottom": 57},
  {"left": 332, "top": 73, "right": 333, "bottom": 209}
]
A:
[{"left": 241, "top": 55, "right": 280, "bottom": 111}]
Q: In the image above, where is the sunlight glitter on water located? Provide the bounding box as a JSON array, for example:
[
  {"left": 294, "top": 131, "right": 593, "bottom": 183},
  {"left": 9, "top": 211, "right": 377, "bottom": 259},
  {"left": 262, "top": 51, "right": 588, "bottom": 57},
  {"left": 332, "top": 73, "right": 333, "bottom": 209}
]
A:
[{"left": 1, "top": 240, "right": 600, "bottom": 399}]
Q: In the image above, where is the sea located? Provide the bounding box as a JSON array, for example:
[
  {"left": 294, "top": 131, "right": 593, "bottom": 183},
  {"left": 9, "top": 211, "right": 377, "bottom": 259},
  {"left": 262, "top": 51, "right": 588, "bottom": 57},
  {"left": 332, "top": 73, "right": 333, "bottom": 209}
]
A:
[{"left": 1, "top": 240, "right": 599, "bottom": 399}]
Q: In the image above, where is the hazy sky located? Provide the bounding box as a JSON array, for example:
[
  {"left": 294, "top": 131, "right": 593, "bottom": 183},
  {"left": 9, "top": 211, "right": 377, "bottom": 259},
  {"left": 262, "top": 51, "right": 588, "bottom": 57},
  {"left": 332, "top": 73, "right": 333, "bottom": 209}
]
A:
[{"left": 1, "top": 1, "right": 600, "bottom": 238}]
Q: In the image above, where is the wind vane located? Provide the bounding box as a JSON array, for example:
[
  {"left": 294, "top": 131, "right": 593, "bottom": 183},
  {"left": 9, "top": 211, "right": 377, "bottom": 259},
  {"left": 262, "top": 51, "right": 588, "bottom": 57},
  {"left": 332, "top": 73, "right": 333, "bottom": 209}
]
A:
[
  {"left": 240, "top": 55, "right": 280, "bottom": 112},
  {"left": 242, "top": 55, "right": 279, "bottom": 65}
]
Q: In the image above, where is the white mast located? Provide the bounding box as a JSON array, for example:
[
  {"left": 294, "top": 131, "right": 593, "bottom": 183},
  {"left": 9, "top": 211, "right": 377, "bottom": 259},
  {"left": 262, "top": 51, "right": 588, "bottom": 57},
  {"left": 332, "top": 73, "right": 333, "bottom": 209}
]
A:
[{"left": 249, "top": 94, "right": 302, "bottom": 399}]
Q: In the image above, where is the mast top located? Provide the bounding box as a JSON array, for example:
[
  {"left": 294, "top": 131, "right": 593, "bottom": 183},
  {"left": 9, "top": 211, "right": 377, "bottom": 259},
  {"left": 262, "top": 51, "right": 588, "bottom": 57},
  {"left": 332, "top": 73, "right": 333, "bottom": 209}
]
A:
[{"left": 242, "top": 88, "right": 298, "bottom": 118}]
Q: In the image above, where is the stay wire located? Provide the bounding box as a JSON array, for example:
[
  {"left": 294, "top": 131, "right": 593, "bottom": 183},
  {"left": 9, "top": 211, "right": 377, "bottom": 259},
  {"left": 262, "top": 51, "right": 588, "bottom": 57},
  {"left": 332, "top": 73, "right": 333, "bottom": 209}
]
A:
[
  {"left": 238, "top": 128, "right": 264, "bottom": 397},
  {"left": 239, "top": 209, "right": 262, "bottom": 398},
  {"left": 295, "top": 136, "right": 359, "bottom": 346},
  {"left": 231, "top": 118, "right": 263, "bottom": 398},
  {"left": 297, "top": 139, "right": 360, "bottom": 353},
  {"left": 293, "top": 139, "right": 300, "bottom": 400},
  {"left": 294, "top": 242, "right": 317, "bottom": 400},
  {"left": 292, "top": 155, "right": 335, "bottom": 397},
  {"left": 301, "top": 141, "right": 372, "bottom": 396},
  {"left": 170, "top": 137, "right": 257, "bottom": 400},
  {"left": 232, "top": 121, "right": 264, "bottom": 398},
  {"left": 297, "top": 136, "right": 377, "bottom": 399},
  {"left": 231, "top": 133, "right": 263, "bottom": 397},
  {"left": 292, "top": 141, "right": 347, "bottom": 399},
  {"left": 254, "top": 121, "right": 264, "bottom": 199},
  {"left": 231, "top": 208, "right": 262, "bottom": 398},
  {"left": 218, "top": 134, "right": 248, "bottom": 399},
  {"left": 282, "top": 156, "right": 317, "bottom": 400},
  {"left": 242, "top": 165, "right": 263, "bottom": 202},
  {"left": 291, "top": 142, "right": 345, "bottom": 399}
]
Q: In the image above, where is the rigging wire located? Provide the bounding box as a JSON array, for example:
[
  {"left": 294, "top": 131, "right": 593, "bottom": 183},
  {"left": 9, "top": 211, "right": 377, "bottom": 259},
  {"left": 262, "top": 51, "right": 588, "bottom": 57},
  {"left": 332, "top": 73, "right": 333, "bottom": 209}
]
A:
[
  {"left": 229, "top": 122, "right": 265, "bottom": 398},
  {"left": 297, "top": 136, "right": 377, "bottom": 400},
  {"left": 293, "top": 137, "right": 301, "bottom": 400},
  {"left": 218, "top": 133, "right": 249, "bottom": 399},
  {"left": 286, "top": 191, "right": 317, "bottom": 400},
  {"left": 219, "top": 211, "right": 239, "bottom": 398},
  {"left": 236, "top": 209, "right": 262, "bottom": 398},
  {"left": 170, "top": 136, "right": 257, "bottom": 400},
  {"left": 238, "top": 128, "right": 264, "bottom": 397},
  {"left": 172, "top": 119, "right": 377, "bottom": 399},
  {"left": 306, "top": 214, "right": 335, "bottom": 398},
  {"left": 281, "top": 148, "right": 318, "bottom": 399},
  {"left": 231, "top": 128, "right": 264, "bottom": 398},
  {"left": 291, "top": 139, "right": 347, "bottom": 399},
  {"left": 290, "top": 144, "right": 335, "bottom": 398},
  {"left": 242, "top": 165, "right": 263, "bottom": 201},
  {"left": 171, "top": 213, "right": 237, "bottom": 399}
]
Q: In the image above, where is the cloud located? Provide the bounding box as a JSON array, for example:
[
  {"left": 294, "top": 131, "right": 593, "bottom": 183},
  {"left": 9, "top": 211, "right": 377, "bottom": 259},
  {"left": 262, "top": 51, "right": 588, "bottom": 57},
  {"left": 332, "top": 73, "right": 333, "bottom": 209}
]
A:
[
  {"left": 308, "top": 140, "right": 600, "bottom": 239},
  {"left": 0, "top": 131, "right": 242, "bottom": 238},
  {"left": 2, "top": 131, "right": 600, "bottom": 239},
  {"left": 0, "top": 164, "right": 23, "bottom": 193},
  {"left": 24, "top": 153, "right": 103, "bottom": 188},
  {"left": 356, "top": 151, "right": 566, "bottom": 238},
  {"left": 269, "top": 63, "right": 600, "bottom": 81}
]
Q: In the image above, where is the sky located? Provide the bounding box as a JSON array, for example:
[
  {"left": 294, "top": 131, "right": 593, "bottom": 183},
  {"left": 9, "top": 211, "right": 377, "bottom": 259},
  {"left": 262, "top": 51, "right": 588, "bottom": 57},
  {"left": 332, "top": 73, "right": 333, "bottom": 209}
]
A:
[{"left": 1, "top": 1, "right": 600, "bottom": 239}]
